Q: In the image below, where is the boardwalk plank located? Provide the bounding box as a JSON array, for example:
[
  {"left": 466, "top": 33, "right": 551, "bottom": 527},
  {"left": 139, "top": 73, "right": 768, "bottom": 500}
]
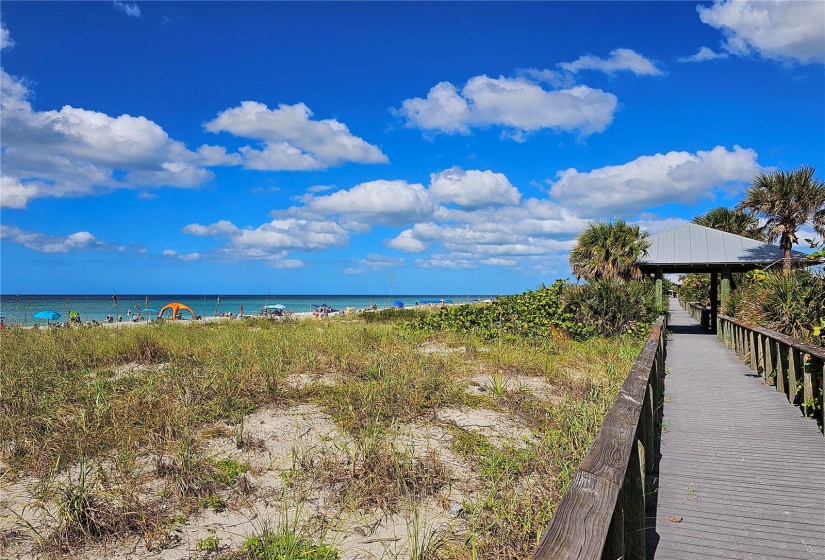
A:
[{"left": 648, "top": 300, "right": 825, "bottom": 560}]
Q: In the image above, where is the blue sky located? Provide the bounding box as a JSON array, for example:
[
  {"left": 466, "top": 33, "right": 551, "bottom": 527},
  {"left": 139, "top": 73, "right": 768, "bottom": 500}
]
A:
[{"left": 1, "top": 1, "right": 823, "bottom": 295}]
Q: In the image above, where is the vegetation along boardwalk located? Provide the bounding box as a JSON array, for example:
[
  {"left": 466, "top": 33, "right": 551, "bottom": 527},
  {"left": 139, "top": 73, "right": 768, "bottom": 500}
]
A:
[{"left": 647, "top": 299, "right": 825, "bottom": 559}]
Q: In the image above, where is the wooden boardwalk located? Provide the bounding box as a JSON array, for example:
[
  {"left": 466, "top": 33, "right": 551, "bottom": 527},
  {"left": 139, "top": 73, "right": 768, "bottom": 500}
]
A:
[{"left": 647, "top": 300, "right": 825, "bottom": 559}]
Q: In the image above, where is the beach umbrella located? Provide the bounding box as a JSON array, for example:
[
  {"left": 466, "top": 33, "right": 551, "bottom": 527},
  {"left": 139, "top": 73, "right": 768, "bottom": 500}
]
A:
[
  {"left": 33, "top": 310, "right": 61, "bottom": 324},
  {"left": 142, "top": 308, "right": 158, "bottom": 322},
  {"left": 272, "top": 304, "right": 286, "bottom": 310}
]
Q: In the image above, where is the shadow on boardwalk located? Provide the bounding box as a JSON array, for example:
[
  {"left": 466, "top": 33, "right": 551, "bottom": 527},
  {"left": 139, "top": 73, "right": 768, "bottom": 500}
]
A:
[{"left": 646, "top": 300, "right": 825, "bottom": 560}]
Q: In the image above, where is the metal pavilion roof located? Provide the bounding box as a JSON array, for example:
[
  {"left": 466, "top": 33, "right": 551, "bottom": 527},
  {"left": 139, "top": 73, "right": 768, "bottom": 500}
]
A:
[{"left": 637, "top": 223, "right": 808, "bottom": 272}]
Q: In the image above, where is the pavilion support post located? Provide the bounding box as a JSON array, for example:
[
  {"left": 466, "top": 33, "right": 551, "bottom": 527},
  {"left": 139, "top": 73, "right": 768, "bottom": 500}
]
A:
[
  {"left": 655, "top": 267, "right": 663, "bottom": 308},
  {"left": 709, "top": 271, "right": 718, "bottom": 332},
  {"left": 720, "top": 267, "right": 731, "bottom": 311}
]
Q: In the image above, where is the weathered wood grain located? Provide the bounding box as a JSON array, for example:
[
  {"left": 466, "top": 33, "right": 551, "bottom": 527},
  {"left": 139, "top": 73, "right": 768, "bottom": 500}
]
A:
[
  {"left": 532, "top": 317, "right": 667, "bottom": 560},
  {"left": 749, "top": 329, "right": 758, "bottom": 370},
  {"left": 532, "top": 471, "right": 620, "bottom": 559},
  {"left": 788, "top": 347, "right": 801, "bottom": 405},
  {"left": 776, "top": 341, "right": 788, "bottom": 395}
]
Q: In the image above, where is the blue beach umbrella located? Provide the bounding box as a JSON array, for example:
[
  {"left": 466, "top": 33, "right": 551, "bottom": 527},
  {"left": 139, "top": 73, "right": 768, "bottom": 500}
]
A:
[
  {"left": 142, "top": 308, "right": 158, "bottom": 322},
  {"left": 33, "top": 310, "right": 61, "bottom": 324},
  {"left": 272, "top": 304, "right": 286, "bottom": 310}
]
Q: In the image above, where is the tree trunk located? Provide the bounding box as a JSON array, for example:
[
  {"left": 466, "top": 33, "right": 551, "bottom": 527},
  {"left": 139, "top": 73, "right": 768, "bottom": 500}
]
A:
[{"left": 781, "top": 232, "right": 793, "bottom": 275}]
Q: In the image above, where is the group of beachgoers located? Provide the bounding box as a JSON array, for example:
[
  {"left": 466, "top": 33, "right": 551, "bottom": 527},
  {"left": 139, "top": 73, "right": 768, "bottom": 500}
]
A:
[{"left": 0, "top": 299, "right": 474, "bottom": 330}]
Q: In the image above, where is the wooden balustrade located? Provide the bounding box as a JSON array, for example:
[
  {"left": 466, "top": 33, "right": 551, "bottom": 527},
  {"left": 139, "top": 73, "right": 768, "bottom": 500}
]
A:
[
  {"left": 680, "top": 300, "right": 711, "bottom": 329},
  {"left": 531, "top": 316, "right": 667, "bottom": 560},
  {"left": 716, "top": 315, "right": 824, "bottom": 425}
]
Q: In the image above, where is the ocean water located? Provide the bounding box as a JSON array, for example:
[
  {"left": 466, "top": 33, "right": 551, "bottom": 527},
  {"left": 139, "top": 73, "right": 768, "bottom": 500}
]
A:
[{"left": 0, "top": 294, "right": 491, "bottom": 326}]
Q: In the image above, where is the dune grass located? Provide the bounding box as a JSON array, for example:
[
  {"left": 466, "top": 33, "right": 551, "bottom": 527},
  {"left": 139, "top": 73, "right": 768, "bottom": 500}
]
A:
[{"left": 0, "top": 313, "right": 644, "bottom": 558}]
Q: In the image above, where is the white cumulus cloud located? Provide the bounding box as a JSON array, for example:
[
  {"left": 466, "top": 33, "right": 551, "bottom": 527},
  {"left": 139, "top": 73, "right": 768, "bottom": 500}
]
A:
[
  {"left": 181, "top": 220, "right": 239, "bottom": 237},
  {"left": 678, "top": 46, "right": 729, "bottom": 63},
  {"left": 113, "top": 1, "right": 141, "bottom": 17},
  {"left": 559, "top": 48, "right": 664, "bottom": 76},
  {"left": 0, "top": 176, "right": 46, "bottom": 209},
  {"left": 698, "top": 0, "right": 825, "bottom": 65},
  {"left": 387, "top": 229, "right": 428, "bottom": 253},
  {"left": 270, "top": 258, "right": 304, "bottom": 269},
  {"left": 1, "top": 19, "right": 14, "bottom": 50},
  {"left": 480, "top": 257, "right": 517, "bottom": 267},
  {"left": 0, "top": 225, "right": 114, "bottom": 253},
  {"left": 183, "top": 218, "right": 349, "bottom": 255},
  {"left": 414, "top": 258, "right": 475, "bottom": 270},
  {"left": 429, "top": 167, "right": 521, "bottom": 208},
  {"left": 0, "top": 69, "right": 231, "bottom": 208},
  {"left": 346, "top": 254, "right": 405, "bottom": 273},
  {"left": 205, "top": 101, "right": 387, "bottom": 170},
  {"left": 396, "top": 75, "right": 618, "bottom": 137},
  {"left": 548, "top": 145, "right": 763, "bottom": 216},
  {"left": 162, "top": 249, "right": 200, "bottom": 261},
  {"left": 304, "top": 180, "right": 436, "bottom": 227},
  {"left": 387, "top": 199, "right": 585, "bottom": 265}
]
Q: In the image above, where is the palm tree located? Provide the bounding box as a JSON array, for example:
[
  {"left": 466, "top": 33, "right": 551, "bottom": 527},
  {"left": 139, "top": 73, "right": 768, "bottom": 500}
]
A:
[
  {"left": 738, "top": 166, "right": 825, "bottom": 274},
  {"left": 569, "top": 219, "right": 651, "bottom": 281},
  {"left": 692, "top": 206, "right": 765, "bottom": 240}
]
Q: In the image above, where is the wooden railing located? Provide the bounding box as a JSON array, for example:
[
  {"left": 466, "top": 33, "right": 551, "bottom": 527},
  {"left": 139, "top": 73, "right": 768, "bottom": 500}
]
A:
[
  {"left": 532, "top": 316, "right": 667, "bottom": 560},
  {"left": 717, "top": 315, "right": 824, "bottom": 424},
  {"left": 681, "top": 300, "right": 710, "bottom": 329}
]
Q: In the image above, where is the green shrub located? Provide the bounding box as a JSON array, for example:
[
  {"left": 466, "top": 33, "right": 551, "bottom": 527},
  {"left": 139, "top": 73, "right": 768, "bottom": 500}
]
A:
[
  {"left": 403, "top": 279, "right": 663, "bottom": 341},
  {"left": 212, "top": 458, "right": 249, "bottom": 486},
  {"left": 677, "top": 273, "right": 712, "bottom": 305},
  {"left": 243, "top": 529, "right": 339, "bottom": 560},
  {"left": 196, "top": 535, "right": 221, "bottom": 551},
  {"left": 402, "top": 280, "right": 581, "bottom": 340},
  {"left": 561, "top": 279, "right": 665, "bottom": 337},
  {"left": 728, "top": 270, "right": 824, "bottom": 344},
  {"left": 360, "top": 307, "right": 417, "bottom": 323}
]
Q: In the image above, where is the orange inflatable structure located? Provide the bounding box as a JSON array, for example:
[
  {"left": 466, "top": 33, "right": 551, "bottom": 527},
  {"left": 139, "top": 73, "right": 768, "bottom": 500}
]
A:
[{"left": 158, "top": 302, "right": 197, "bottom": 320}]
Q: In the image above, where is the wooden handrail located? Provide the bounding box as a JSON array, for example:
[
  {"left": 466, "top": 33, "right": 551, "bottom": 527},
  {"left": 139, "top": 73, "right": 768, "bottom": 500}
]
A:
[
  {"left": 532, "top": 316, "right": 667, "bottom": 559},
  {"left": 681, "top": 300, "right": 711, "bottom": 329},
  {"left": 717, "top": 314, "right": 825, "bottom": 361},
  {"left": 717, "top": 314, "right": 824, "bottom": 424}
]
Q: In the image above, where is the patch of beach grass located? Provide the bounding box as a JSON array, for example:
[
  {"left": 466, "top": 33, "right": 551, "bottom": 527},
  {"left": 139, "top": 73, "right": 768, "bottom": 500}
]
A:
[{"left": 0, "top": 309, "right": 647, "bottom": 559}]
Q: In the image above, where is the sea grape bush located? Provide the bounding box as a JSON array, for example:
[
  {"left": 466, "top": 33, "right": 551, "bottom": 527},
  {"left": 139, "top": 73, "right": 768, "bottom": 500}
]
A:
[{"left": 403, "top": 279, "right": 664, "bottom": 341}]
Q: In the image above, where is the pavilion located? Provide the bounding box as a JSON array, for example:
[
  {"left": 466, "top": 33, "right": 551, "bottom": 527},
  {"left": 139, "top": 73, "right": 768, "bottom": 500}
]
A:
[{"left": 637, "top": 223, "right": 810, "bottom": 329}]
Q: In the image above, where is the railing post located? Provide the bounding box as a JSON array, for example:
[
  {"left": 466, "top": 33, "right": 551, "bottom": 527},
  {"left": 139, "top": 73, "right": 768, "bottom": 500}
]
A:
[
  {"left": 763, "top": 335, "right": 775, "bottom": 386},
  {"left": 530, "top": 318, "right": 668, "bottom": 558},
  {"left": 735, "top": 325, "right": 742, "bottom": 357},
  {"left": 643, "top": 377, "right": 655, "bottom": 475},
  {"left": 776, "top": 342, "right": 788, "bottom": 396},
  {"left": 732, "top": 324, "right": 738, "bottom": 355},
  {"left": 748, "top": 330, "right": 758, "bottom": 370},
  {"left": 802, "top": 354, "right": 814, "bottom": 417},
  {"left": 788, "top": 348, "right": 801, "bottom": 405},
  {"left": 757, "top": 334, "right": 766, "bottom": 379},
  {"left": 715, "top": 316, "right": 823, "bottom": 428},
  {"left": 621, "top": 427, "right": 645, "bottom": 560},
  {"left": 601, "top": 502, "right": 624, "bottom": 560}
]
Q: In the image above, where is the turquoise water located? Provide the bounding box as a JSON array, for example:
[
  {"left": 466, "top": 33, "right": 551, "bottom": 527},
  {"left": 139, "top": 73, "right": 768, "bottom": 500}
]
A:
[{"left": 0, "top": 294, "right": 491, "bottom": 326}]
